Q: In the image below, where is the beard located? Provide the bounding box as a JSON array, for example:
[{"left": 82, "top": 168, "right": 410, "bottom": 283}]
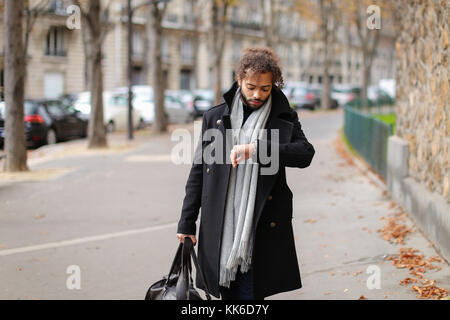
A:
[{"left": 239, "top": 86, "right": 268, "bottom": 109}]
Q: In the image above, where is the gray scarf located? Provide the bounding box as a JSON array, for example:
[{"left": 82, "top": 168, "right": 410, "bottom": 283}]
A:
[{"left": 219, "top": 87, "right": 272, "bottom": 288}]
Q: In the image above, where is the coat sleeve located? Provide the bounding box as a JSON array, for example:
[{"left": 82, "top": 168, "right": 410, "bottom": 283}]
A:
[
  {"left": 177, "top": 113, "right": 207, "bottom": 235},
  {"left": 257, "top": 109, "right": 315, "bottom": 168}
]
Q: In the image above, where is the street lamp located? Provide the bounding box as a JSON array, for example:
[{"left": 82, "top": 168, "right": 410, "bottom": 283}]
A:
[{"left": 126, "top": 0, "right": 170, "bottom": 140}]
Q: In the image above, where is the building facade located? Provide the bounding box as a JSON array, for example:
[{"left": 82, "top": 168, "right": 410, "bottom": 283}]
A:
[{"left": 0, "top": 0, "right": 396, "bottom": 100}]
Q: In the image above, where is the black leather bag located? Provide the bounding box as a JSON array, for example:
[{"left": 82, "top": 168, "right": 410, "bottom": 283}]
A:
[{"left": 145, "top": 238, "right": 211, "bottom": 300}]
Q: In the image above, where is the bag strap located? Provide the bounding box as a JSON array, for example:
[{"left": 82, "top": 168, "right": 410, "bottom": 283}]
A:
[
  {"left": 189, "top": 242, "right": 212, "bottom": 300},
  {"left": 176, "top": 238, "right": 211, "bottom": 300},
  {"left": 164, "top": 242, "right": 183, "bottom": 286}
]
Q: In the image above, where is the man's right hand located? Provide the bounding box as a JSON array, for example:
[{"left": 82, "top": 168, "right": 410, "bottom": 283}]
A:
[{"left": 177, "top": 233, "right": 197, "bottom": 246}]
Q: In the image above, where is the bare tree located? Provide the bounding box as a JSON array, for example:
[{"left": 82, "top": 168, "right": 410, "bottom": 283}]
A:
[
  {"left": 294, "top": 0, "right": 338, "bottom": 109},
  {"left": 147, "top": 0, "right": 169, "bottom": 133},
  {"left": 210, "top": 0, "right": 236, "bottom": 105},
  {"left": 261, "top": 0, "right": 280, "bottom": 48},
  {"left": 191, "top": 0, "right": 207, "bottom": 90},
  {"left": 339, "top": 0, "right": 391, "bottom": 109},
  {"left": 24, "top": 0, "right": 50, "bottom": 70},
  {"left": 72, "top": 0, "right": 112, "bottom": 148},
  {"left": 3, "top": 0, "right": 28, "bottom": 172}
]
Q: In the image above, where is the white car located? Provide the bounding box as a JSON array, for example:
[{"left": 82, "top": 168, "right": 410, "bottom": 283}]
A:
[
  {"left": 331, "top": 84, "right": 362, "bottom": 107},
  {"left": 115, "top": 86, "right": 193, "bottom": 124},
  {"left": 73, "top": 91, "right": 144, "bottom": 132}
]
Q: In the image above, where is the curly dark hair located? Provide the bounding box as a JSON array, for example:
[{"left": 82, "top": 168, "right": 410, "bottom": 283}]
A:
[{"left": 235, "top": 47, "right": 284, "bottom": 89}]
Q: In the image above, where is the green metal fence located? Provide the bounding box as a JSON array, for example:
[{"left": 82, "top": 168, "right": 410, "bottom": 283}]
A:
[{"left": 344, "top": 106, "right": 394, "bottom": 180}]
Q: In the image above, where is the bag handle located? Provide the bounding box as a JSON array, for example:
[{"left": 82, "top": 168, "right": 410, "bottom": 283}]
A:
[
  {"left": 189, "top": 241, "right": 212, "bottom": 300},
  {"left": 164, "top": 242, "right": 183, "bottom": 286},
  {"left": 176, "top": 238, "right": 211, "bottom": 300}
]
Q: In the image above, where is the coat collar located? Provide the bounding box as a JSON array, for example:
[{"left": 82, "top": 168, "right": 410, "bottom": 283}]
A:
[{"left": 221, "top": 81, "right": 292, "bottom": 120}]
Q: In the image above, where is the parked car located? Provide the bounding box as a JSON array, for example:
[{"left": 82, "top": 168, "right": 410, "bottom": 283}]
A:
[
  {"left": 192, "top": 89, "right": 214, "bottom": 117},
  {"left": 308, "top": 84, "right": 339, "bottom": 109},
  {"left": 378, "top": 79, "right": 396, "bottom": 100},
  {"left": 0, "top": 99, "right": 88, "bottom": 149},
  {"left": 331, "top": 84, "right": 362, "bottom": 107},
  {"left": 166, "top": 89, "right": 196, "bottom": 117},
  {"left": 73, "top": 91, "right": 145, "bottom": 133},
  {"left": 59, "top": 93, "right": 79, "bottom": 107},
  {"left": 114, "top": 86, "right": 194, "bottom": 125},
  {"left": 282, "top": 81, "right": 309, "bottom": 100},
  {"left": 367, "top": 85, "right": 395, "bottom": 106}
]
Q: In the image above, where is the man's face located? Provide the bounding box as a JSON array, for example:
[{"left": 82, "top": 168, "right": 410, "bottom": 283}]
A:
[{"left": 237, "top": 71, "right": 273, "bottom": 109}]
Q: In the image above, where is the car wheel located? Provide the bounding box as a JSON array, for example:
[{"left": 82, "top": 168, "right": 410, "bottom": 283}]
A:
[
  {"left": 106, "top": 121, "right": 115, "bottom": 133},
  {"left": 137, "top": 118, "right": 145, "bottom": 130},
  {"left": 46, "top": 128, "right": 57, "bottom": 145},
  {"left": 81, "top": 124, "right": 88, "bottom": 138}
]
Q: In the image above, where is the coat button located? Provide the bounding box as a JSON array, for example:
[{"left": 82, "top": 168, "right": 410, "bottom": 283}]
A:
[
  {"left": 216, "top": 119, "right": 221, "bottom": 126},
  {"left": 270, "top": 222, "right": 276, "bottom": 228},
  {"left": 268, "top": 195, "right": 273, "bottom": 200},
  {"left": 206, "top": 168, "right": 210, "bottom": 174}
]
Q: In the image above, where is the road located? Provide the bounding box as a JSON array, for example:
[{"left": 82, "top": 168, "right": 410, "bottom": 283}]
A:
[{"left": 0, "top": 108, "right": 449, "bottom": 300}]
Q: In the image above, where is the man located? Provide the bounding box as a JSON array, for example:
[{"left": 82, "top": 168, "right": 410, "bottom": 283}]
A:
[{"left": 177, "top": 47, "right": 315, "bottom": 300}]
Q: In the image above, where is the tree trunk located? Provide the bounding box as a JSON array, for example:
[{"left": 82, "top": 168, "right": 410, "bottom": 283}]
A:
[
  {"left": 192, "top": 0, "right": 201, "bottom": 90},
  {"left": 143, "top": 5, "right": 151, "bottom": 84},
  {"left": 261, "top": 0, "right": 273, "bottom": 47},
  {"left": 81, "top": 15, "right": 90, "bottom": 90},
  {"left": 211, "top": 0, "right": 228, "bottom": 105},
  {"left": 127, "top": 0, "right": 134, "bottom": 140},
  {"left": 320, "top": 0, "right": 331, "bottom": 110},
  {"left": 362, "top": 52, "right": 371, "bottom": 110},
  {"left": 3, "top": 0, "right": 28, "bottom": 172},
  {"left": 150, "top": 4, "right": 168, "bottom": 133},
  {"left": 87, "top": 0, "right": 107, "bottom": 148}
]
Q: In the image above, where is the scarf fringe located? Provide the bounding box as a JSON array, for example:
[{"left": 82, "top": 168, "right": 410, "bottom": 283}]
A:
[{"left": 219, "top": 240, "right": 254, "bottom": 287}]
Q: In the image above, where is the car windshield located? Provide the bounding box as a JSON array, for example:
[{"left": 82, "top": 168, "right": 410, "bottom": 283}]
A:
[
  {"left": 333, "top": 87, "right": 352, "bottom": 93},
  {"left": 0, "top": 101, "right": 35, "bottom": 118},
  {"left": 76, "top": 93, "right": 91, "bottom": 104},
  {"left": 194, "top": 90, "right": 214, "bottom": 100},
  {"left": 293, "top": 87, "right": 308, "bottom": 95},
  {"left": 109, "top": 95, "right": 128, "bottom": 106}
]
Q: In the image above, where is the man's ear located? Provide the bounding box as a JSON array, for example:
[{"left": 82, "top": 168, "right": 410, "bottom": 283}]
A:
[{"left": 237, "top": 77, "right": 241, "bottom": 87}]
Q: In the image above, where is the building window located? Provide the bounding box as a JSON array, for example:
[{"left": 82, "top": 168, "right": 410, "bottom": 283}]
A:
[
  {"left": 232, "top": 39, "right": 242, "bottom": 62},
  {"left": 183, "top": 0, "right": 194, "bottom": 24},
  {"left": 180, "top": 69, "right": 192, "bottom": 90},
  {"left": 45, "top": 27, "right": 66, "bottom": 56},
  {"left": 50, "top": 0, "right": 65, "bottom": 14},
  {"left": 181, "top": 37, "right": 193, "bottom": 63},
  {"left": 162, "top": 36, "right": 170, "bottom": 61},
  {"left": 133, "top": 30, "right": 144, "bottom": 58}
]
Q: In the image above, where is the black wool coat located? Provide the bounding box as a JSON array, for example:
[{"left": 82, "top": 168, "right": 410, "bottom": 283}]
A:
[{"left": 177, "top": 81, "right": 315, "bottom": 299}]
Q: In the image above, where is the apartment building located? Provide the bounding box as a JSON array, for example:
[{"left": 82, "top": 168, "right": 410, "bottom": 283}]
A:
[{"left": 0, "top": 0, "right": 396, "bottom": 100}]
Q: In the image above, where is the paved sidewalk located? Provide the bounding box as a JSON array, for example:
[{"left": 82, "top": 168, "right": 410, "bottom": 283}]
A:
[{"left": 271, "top": 129, "right": 450, "bottom": 300}]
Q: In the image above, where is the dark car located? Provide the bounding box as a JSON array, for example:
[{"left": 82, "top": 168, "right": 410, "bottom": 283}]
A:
[
  {"left": 0, "top": 99, "right": 88, "bottom": 149},
  {"left": 287, "top": 85, "right": 337, "bottom": 110},
  {"left": 309, "top": 86, "right": 339, "bottom": 109}
]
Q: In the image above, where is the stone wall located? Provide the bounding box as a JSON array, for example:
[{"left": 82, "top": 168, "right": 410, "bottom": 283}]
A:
[{"left": 395, "top": 0, "right": 449, "bottom": 203}]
